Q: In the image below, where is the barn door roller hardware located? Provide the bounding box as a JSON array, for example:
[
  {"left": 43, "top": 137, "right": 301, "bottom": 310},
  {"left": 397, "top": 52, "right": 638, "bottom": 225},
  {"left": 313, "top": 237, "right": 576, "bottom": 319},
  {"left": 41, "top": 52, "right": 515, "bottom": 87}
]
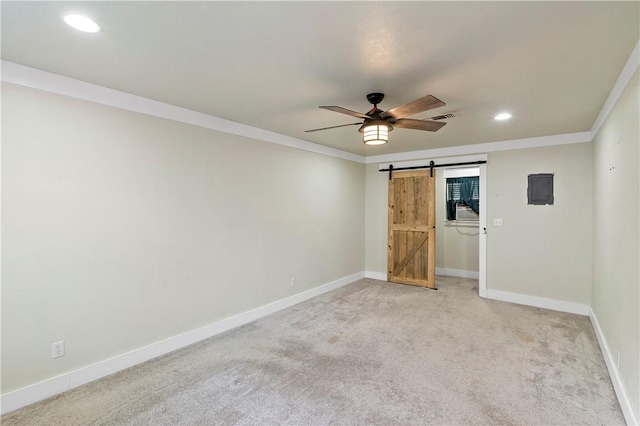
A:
[{"left": 381, "top": 160, "right": 487, "bottom": 180}]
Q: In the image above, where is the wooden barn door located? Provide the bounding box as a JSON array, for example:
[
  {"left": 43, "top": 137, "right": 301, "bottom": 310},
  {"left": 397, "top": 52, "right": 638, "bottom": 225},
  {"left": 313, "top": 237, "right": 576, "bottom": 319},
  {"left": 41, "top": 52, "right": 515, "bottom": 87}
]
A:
[{"left": 388, "top": 170, "right": 436, "bottom": 288}]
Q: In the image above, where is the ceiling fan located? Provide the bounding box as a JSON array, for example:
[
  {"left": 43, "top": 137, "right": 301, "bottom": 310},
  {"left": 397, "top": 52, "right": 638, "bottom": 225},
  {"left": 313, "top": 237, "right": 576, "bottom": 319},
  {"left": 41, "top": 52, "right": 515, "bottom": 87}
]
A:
[{"left": 305, "top": 93, "right": 447, "bottom": 145}]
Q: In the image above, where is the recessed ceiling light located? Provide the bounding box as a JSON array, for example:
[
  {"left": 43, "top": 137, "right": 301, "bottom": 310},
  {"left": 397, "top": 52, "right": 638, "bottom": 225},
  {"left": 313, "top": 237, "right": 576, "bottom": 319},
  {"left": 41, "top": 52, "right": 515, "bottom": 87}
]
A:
[
  {"left": 64, "top": 14, "right": 100, "bottom": 33},
  {"left": 494, "top": 112, "right": 512, "bottom": 121}
]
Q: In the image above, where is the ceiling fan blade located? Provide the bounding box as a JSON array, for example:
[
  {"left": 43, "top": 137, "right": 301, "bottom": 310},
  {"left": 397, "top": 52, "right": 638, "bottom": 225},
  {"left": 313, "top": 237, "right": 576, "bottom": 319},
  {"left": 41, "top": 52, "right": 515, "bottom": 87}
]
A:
[
  {"left": 382, "top": 95, "right": 446, "bottom": 119},
  {"left": 393, "top": 119, "right": 447, "bottom": 132},
  {"left": 305, "top": 122, "right": 362, "bottom": 133},
  {"left": 319, "top": 106, "right": 369, "bottom": 119}
]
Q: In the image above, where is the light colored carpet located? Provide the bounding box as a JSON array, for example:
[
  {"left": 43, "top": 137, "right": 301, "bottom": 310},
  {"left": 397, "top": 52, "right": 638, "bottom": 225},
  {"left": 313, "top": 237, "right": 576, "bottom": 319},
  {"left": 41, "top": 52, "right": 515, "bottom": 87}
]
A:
[{"left": 2, "top": 277, "right": 624, "bottom": 425}]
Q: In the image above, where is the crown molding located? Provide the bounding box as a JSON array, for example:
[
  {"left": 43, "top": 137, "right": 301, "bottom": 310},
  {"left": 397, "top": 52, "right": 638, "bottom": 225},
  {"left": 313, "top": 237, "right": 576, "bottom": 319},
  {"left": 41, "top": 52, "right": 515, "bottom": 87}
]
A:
[
  {"left": 367, "top": 38, "right": 639, "bottom": 165},
  {"left": 365, "top": 132, "right": 591, "bottom": 164},
  {"left": 591, "top": 39, "right": 640, "bottom": 137},
  {"left": 1, "top": 60, "right": 366, "bottom": 164},
  {"left": 4, "top": 37, "right": 638, "bottom": 166}
]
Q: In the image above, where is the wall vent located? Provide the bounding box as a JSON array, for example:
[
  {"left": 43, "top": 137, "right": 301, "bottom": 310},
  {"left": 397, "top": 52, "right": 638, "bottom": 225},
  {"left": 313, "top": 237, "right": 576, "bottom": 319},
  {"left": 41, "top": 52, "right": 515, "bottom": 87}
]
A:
[{"left": 428, "top": 112, "right": 457, "bottom": 121}]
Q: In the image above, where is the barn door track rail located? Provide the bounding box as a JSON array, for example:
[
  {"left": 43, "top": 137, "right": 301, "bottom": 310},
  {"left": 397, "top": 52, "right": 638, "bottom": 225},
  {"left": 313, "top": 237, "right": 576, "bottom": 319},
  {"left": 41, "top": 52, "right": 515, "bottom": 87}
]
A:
[{"left": 381, "top": 160, "right": 487, "bottom": 179}]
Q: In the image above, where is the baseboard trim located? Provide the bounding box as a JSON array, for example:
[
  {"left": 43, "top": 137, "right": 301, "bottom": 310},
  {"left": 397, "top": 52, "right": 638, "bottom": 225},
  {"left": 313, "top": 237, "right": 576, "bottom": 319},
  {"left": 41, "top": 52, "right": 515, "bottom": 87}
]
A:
[
  {"left": 365, "top": 269, "right": 480, "bottom": 281},
  {"left": 485, "top": 289, "right": 590, "bottom": 316},
  {"left": 435, "top": 267, "right": 479, "bottom": 280},
  {"left": 0, "top": 272, "right": 364, "bottom": 415},
  {"left": 3, "top": 274, "right": 631, "bottom": 425},
  {"left": 589, "top": 308, "right": 639, "bottom": 426},
  {"left": 364, "top": 271, "right": 387, "bottom": 281}
]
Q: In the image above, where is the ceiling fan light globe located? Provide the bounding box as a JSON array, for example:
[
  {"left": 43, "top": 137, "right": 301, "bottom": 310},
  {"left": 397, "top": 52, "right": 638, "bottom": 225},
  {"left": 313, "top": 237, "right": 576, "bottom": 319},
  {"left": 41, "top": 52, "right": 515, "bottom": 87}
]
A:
[{"left": 363, "top": 123, "right": 390, "bottom": 145}]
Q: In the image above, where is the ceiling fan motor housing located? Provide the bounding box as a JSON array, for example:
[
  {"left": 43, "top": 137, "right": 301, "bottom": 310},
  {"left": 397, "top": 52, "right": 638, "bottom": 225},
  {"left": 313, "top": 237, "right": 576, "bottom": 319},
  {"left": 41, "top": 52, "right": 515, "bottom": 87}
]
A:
[{"left": 366, "top": 92, "right": 385, "bottom": 106}]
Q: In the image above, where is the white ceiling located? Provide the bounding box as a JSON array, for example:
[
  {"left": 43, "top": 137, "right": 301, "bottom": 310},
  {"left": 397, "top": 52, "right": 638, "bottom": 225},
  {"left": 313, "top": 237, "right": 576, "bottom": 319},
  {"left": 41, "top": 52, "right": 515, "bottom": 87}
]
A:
[{"left": 2, "top": 1, "right": 638, "bottom": 157}]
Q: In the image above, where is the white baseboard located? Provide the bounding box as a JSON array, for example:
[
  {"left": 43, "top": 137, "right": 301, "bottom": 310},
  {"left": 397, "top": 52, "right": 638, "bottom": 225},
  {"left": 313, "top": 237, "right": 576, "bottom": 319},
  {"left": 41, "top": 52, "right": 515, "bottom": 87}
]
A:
[
  {"left": 0, "top": 272, "right": 364, "bottom": 415},
  {"left": 589, "top": 308, "right": 639, "bottom": 426},
  {"left": 364, "top": 271, "right": 387, "bottom": 281},
  {"left": 435, "top": 267, "right": 479, "bottom": 280},
  {"left": 3, "top": 273, "right": 632, "bottom": 426},
  {"left": 484, "top": 291, "right": 639, "bottom": 423},
  {"left": 485, "top": 289, "right": 590, "bottom": 316},
  {"left": 365, "top": 270, "right": 480, "bottom": 281}
]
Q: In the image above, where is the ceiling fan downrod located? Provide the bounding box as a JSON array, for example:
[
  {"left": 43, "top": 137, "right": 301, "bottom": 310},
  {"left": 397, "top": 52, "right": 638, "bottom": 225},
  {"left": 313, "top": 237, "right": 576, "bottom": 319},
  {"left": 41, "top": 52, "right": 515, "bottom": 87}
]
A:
[{"left": 366, "top": 92, "right": 385, "bottom": 116}]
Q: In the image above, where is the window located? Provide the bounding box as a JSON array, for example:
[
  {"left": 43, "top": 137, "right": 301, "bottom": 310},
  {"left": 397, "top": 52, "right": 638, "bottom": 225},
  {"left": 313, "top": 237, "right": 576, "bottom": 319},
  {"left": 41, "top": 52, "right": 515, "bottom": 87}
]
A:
[{"left": 446, "top": 176, "right": 480, "bottom": 222}]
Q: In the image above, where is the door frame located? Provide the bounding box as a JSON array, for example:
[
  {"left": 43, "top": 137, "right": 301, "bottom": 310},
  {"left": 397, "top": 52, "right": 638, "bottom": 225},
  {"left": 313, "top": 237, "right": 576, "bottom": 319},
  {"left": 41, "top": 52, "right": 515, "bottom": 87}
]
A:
[{"left": 378, "top": 154, "right": 487, "bottom": 297}]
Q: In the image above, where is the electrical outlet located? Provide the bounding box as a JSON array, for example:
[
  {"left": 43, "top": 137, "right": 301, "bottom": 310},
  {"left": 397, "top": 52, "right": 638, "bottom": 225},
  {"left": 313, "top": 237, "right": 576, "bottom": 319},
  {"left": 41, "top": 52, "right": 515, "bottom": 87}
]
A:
[
  {"left": 493, "top": 218, "right": 503, "bottom": 227},
  {"left": 290, "top": 277, "right": 296, "bottom": 287},
  {"left": 52, "top": 341, "right": 65, "bottom": 359}
]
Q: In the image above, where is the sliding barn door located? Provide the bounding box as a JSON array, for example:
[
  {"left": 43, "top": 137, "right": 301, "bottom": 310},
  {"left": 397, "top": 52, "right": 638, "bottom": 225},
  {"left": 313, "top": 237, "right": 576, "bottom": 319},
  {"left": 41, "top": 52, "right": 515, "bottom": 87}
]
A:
[{"left": 388, "top": 170, "right": 436, "bottom": 288}]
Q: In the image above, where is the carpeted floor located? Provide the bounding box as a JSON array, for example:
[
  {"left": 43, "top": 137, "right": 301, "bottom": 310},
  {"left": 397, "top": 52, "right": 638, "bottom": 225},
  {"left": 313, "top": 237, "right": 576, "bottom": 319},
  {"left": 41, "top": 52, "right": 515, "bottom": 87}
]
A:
[{"left": 2, "top": 277, "right": 624, "bottom": 425}]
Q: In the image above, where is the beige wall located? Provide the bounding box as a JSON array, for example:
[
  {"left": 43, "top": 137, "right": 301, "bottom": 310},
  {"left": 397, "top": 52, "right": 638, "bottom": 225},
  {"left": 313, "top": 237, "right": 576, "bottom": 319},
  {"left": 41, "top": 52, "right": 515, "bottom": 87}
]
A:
[
  {"left": 591, "top": 70, "right": 639, "bottom": 418},
  {"left": 486, "top": 143, "right": 593, "bottom": 304},
  {"left": 439, "top": 227, "right": 479, "bottom": 273},
  {"left": 4, "top": 70, "right": 636, "bottom": 415},
  {"left": 1, "top": 83, "right": 365, "bottom": 393},
  {"left": 365, "top": 144, "right": 593, "bottom": 306},
  {"left": 435, "top": 169, "right": 479, "bottom": 273},
  {"left": 364, "top": 164, "right": 388, "bottom": 274}
]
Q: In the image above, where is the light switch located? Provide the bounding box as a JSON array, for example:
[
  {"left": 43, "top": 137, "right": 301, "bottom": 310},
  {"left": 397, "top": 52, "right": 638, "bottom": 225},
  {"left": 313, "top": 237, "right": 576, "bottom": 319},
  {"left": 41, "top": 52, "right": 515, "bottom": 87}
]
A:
[{"left": 493, "top": 218, "right": 503, "bottom": 227}]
